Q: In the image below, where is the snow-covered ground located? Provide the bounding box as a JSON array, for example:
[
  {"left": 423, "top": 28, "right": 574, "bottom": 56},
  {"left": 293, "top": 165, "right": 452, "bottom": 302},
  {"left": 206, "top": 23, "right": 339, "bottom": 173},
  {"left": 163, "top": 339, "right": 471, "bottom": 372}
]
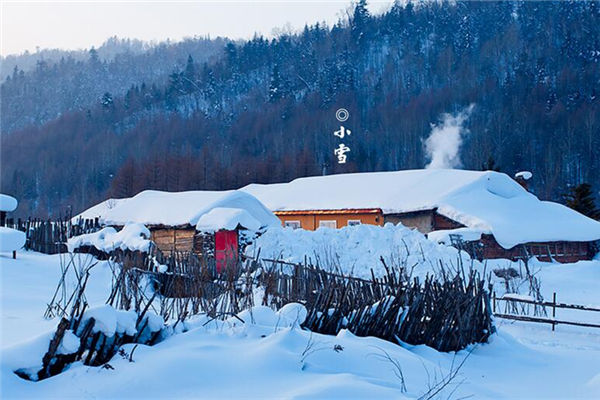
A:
[{"left": 1, "top": 251, "right": 599, "bottom": 398}]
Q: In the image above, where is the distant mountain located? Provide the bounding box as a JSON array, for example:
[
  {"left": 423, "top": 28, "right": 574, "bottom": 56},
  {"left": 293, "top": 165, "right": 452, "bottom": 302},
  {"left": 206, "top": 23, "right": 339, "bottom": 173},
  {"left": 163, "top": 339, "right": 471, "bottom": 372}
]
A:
[
  {"left": 0, "top": 36, "right": 227, "bottom": 133},
  {"left": 1, "top": 37, "right": 150, "bottom": 77},
  {"left": 1, "top": 0, "right": 599, "bottom": 217}
]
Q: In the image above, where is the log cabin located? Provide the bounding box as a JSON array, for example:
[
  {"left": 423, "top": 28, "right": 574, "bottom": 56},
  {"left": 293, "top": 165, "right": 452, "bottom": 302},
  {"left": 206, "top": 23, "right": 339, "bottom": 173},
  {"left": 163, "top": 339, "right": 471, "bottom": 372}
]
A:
[
  {"left": 77, "top": 190, "right": 280, "bottom": 271},
  {"left": 242, "top": 169, "right": 600, "bottom": 263}
]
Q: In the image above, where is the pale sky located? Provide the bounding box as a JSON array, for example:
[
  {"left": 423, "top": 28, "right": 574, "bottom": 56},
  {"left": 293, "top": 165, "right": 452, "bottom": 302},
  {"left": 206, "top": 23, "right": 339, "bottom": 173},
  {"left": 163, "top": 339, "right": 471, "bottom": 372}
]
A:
[{"left": 0, "top": 1, "right": 394, "bottom": 56}]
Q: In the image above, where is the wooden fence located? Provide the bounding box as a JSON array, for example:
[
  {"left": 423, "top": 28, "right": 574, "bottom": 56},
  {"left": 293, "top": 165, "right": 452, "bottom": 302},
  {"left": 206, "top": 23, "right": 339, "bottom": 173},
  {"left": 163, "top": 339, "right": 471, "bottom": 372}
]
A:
[
  {"left": 4, "top": 217, "right": 101, "bottom": 254},
  {"left": 492, "top": 292, "right": 600, "bottom": 330}
]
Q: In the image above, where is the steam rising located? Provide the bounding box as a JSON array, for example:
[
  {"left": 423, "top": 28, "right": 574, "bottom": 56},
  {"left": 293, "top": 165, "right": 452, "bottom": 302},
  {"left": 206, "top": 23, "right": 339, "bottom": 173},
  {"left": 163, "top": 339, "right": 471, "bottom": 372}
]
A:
[{"left": 424, "top": 104, "right": 475, "bottom": 169}]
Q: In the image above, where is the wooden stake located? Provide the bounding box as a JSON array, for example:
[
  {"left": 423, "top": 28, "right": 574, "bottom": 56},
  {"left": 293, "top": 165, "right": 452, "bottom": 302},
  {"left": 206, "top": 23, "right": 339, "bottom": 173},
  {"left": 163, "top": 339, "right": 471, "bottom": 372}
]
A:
[{"left": 552, "top": 292, "right": 556, "bottom": 331}]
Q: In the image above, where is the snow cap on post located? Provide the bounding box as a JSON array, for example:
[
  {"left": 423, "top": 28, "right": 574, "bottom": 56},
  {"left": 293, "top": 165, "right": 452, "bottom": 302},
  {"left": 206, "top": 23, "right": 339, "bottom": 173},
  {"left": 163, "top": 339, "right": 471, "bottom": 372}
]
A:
[
  {"left": 515, "top": 171, "right": 533, "bottom": 181},
  {"left": 514, "top": 171, "right": 533, "bottom": 191}
]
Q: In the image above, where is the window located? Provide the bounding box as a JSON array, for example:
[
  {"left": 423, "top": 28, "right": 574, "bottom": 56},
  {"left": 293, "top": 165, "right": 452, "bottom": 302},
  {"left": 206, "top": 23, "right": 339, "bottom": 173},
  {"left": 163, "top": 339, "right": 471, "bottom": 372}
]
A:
[
  {"left": 319, "top": 220, "right": 337, "bottom": 229},
  {"left": 284, "top": 221, "right": 301, "bottom": 229},
  {"left": 347, "top": 219, "right": 361, "bottom": 226}
]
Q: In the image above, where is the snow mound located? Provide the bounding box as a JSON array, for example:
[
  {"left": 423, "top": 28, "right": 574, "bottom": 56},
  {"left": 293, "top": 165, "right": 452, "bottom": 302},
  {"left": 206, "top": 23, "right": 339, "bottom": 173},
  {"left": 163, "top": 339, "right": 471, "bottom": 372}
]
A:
[
  {"left": 277, "top": 303, "right": 308, "bottom": 326},
  {"left": 67, "top": 223, "right": 151, "bottom": 253},
  {"left": 234, "top": 304, "right": 308, "bottom": 328},
  {"left": 79, "top": 305, "right": 162, "bottom": 338},
  {"left": 247, "top": 223, "right": 478, "bottom": 279},
  {"left": 0, "top": 194, "right": 18, "bottom": 212},
  {"left": 0, "top": 227, "right": 26, "bottom": 252}
]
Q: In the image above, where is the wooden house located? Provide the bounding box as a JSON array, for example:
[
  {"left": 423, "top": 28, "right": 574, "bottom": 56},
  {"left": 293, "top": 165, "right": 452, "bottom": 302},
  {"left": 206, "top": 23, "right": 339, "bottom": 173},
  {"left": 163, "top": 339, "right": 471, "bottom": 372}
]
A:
[
  {"left": 242, "top": 169, "right": 600, "bottom": 263},
  {"left": 78, "top": 190, "right": 280, "bottom": 271}
]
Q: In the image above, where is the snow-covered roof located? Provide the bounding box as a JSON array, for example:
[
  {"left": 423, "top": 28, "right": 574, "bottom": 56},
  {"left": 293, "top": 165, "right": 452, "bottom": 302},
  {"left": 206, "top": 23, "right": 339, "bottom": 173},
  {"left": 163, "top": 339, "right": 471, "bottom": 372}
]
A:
[
  {"left": 82, "top": 190, "right": 280, "bottom": 232},
  {"left": 196, "top": 207, "right": 263, "bottom": 233},
  {"left": 72, "top": 198, "right": 128, "bottom": 223},
  {"left": 0, "top": 194, "right": 18, "bottom": 212},
  {"left": 241, "top": 169, "right": 600, "bottom": 249}
]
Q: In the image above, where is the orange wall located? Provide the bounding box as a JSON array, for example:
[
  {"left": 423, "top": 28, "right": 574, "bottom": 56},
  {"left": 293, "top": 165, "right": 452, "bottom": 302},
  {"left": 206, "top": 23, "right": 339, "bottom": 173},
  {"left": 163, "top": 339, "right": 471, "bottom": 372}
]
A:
[{"left": 276, "top": 212, "right": 383, "bottom": 230}]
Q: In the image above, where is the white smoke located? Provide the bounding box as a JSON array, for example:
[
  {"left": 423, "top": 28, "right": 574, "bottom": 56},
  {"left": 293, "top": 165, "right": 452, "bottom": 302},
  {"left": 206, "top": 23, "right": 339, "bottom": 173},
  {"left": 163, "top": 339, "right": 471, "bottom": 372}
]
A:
[{"left": 424, "top": 104, "right": 475, "bottom": 169}]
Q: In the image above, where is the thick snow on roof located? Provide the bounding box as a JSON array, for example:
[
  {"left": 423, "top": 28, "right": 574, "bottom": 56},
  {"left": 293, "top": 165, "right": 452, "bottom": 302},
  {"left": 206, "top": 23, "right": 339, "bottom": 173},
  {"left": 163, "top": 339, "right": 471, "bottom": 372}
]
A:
[
  {"left": 72, "top": 198, "right": 128, "bottom": 222},
  {"left": 0, "top": 194, "right": 18, "bottom": 212},
  {"left": 196, "top": 207, "right": 262, "bottom": 232},
  {"left": 242, "top": 169, "right": 600, "bottom": 249},
  {"left": 87, "top": 190, "right": 279, "bottom": 231}
]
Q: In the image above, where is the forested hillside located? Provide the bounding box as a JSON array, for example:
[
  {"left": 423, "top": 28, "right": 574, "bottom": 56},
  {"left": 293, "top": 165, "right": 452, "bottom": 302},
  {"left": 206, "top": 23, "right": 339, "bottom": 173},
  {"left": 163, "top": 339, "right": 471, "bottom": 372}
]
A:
[
  {"left": 0, "top": 37, "right": 226, "bottom": 133},
  {"left": 1, "top": 0, "right": 599, "bottom": 217}
]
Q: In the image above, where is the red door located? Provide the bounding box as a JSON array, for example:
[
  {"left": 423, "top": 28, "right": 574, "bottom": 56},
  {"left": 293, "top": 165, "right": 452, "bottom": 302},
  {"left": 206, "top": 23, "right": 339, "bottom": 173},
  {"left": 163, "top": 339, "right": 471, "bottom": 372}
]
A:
[{"left": 215, "top": 230, "right": 238, "bottom": 273}]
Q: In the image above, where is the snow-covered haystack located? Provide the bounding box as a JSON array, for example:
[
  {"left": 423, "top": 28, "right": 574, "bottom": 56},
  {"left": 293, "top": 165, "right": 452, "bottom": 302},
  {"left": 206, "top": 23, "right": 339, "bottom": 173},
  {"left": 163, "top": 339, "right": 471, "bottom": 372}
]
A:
[{"left": 247, "top": 223, "right": 479, "bottom": 280}]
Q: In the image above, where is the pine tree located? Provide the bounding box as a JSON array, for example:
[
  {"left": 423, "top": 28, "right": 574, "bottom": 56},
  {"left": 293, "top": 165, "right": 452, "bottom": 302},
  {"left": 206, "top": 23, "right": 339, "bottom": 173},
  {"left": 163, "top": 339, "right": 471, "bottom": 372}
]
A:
[
  {"left": 351, "top": 0, "right": 371, "bottom": 46},
  {"left": 481, "top": 156, "right": 501, "bottom": 172},
  {"left": 564, "top": 183, "right": 600, "bottom": 220},
  {"left": 268, "top": 64, "right": 285, "bottom": 102},
  {"left": 183, "top": 55, "right": 196, "bottom": 93},
  {"left": 101, "top": 92, "right": 113, "bottom": 108}
]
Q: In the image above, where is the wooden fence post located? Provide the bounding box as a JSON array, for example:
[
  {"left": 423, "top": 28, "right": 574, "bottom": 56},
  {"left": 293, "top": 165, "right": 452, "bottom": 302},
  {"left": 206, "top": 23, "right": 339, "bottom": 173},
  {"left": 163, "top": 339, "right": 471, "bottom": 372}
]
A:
[
  {"left": 492, "top": 291, "right": 496, "bottom": 313},
  {"left": 552, "top": 292, "right": 556, "bottom": 331}
]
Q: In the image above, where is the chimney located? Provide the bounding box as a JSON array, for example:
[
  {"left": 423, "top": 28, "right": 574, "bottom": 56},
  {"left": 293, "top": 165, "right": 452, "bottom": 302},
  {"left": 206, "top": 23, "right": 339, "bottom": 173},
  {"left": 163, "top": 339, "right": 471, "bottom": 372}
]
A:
[{"left": 514, "top": 171, "right": 532, "bottom": 191}]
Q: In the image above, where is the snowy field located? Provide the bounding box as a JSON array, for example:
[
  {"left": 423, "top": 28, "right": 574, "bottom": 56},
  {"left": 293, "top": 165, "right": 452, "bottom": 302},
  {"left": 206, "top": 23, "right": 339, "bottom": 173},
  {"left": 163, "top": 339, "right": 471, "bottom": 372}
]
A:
[{"left": 1, "top": 251, "right": 600, "bottom": 399}]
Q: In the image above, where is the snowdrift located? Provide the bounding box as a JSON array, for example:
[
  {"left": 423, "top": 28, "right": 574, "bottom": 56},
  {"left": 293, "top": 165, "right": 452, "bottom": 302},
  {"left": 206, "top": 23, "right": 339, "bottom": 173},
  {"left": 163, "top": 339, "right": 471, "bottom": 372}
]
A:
[{"left": 0, "top": 227, "right": 26, "bottom": 253}]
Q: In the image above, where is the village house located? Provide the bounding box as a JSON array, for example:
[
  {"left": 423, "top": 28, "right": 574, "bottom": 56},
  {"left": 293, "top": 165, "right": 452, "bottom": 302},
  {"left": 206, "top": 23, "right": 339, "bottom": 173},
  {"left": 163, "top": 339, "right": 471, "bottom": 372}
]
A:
[
  {"left": 77, "top": 189, "right": 280, "bottom": 270},
  {"left": 241, "top": 169, "right": 600, "bottom": 263}
]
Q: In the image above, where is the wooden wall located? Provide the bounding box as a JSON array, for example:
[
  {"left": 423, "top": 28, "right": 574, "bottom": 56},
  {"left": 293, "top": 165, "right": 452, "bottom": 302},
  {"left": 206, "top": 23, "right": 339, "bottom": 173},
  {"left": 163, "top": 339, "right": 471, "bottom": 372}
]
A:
[
  {"left": 151, "top": 228, "right": 196, "bottom": 253},
  {"left": 477, "top": 234, "right": 595, "bottom": 263},
  {"left": 384, "top": 210, "right": 435, "bottom": 233},
  {"left": 275, "top": 211, "right": 383, "bottom": 230},
  {"left": 432, "top": 212, "right": 465, "bottom": 230},
  {"left": 275, "top": 208, "right": 464, "bottom": 233}
]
